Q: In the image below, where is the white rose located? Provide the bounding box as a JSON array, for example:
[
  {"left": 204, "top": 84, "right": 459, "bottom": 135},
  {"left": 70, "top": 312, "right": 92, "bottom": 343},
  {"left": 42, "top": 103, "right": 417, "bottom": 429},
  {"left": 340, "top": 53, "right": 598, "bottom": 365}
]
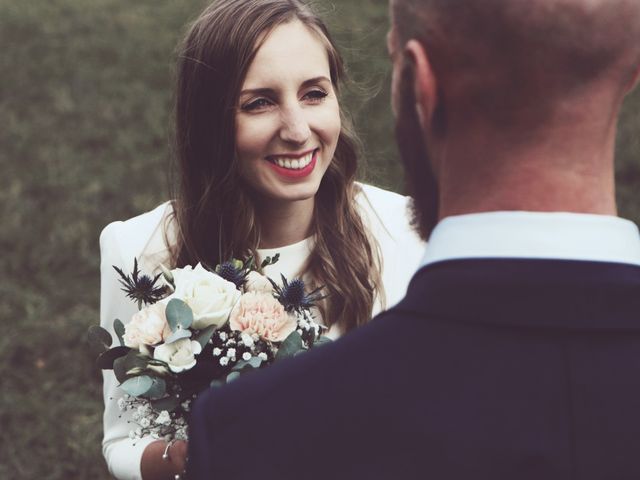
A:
[
  {"left": 123, "top": 303, "right": 172, "bottom": 349},
  {"left": 244, "top": 271, "right": 273, "bottom": 294},
  {"left": 165, "top": 263, "right": 241, "bottom": 330},
  {"left": 153, "top": 338, "right": 202, "bottom": 373}
]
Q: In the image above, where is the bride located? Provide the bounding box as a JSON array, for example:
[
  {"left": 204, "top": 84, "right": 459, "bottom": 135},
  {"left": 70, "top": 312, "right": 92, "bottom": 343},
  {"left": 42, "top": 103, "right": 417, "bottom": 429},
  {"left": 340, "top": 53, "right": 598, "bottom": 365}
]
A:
[{"left": 99, "top": 0, "right": 424, "bottom": 478}]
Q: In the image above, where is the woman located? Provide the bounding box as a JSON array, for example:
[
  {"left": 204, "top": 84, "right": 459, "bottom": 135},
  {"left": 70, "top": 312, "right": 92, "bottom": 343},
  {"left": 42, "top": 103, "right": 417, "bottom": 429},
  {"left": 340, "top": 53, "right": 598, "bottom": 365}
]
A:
[{"left": 100, "top": 0, "right": 424, "bottom": 478}]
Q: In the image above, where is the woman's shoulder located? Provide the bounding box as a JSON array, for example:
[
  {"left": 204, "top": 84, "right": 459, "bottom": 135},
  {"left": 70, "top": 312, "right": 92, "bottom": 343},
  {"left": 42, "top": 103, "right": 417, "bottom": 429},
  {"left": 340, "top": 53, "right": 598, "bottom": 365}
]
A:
[
  {"left": 355, "top": 182, "right": 417, "bottom": 241},
  {"left": 355, "top": 182, "right": 425, "bottom": 310},
  {"left": 100, "top": 201, "right": 175, "bottom": 274},
  {"left": 357, "top": 182, "right": 409, "bottom": 211}
]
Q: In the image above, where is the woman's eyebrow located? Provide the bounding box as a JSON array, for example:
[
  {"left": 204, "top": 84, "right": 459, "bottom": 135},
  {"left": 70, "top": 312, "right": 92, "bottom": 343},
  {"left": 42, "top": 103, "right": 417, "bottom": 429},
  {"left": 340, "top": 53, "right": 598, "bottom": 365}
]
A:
[
  {"left": 300, "top": 75, "right": 331, "bottom": 87},
  {"left": 240, "top": 76, "right": 331, "bottom": 97},
  {"left": 239, "top": 87, "right": 275, "bottom": 97}
]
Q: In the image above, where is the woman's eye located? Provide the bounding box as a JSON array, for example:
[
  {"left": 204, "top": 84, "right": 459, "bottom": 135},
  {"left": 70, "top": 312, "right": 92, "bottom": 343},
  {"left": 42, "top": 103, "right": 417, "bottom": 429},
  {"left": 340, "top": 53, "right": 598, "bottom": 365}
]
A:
[
  {"left": 242, "top": 98, "right": 273, "bottom": 111},
  {"left": 303, "top": 90, "right": 328, "bottom": 103}
]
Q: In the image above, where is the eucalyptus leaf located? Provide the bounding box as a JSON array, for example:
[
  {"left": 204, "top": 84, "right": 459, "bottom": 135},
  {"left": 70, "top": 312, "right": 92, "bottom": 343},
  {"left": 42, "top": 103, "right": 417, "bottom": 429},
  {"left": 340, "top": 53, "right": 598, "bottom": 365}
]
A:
[
  {"left": 113, "top": 349, "right": 149, "bottom": 384},
  {"left": 113, "top": 319, "right": 126, "bottom": 347},
  {"left": 226, "top": 371, "right": 241, "bottom": 383},
  {"left": 211, "top": 379, "right": 226, "bottom": 388},
  {"left": 313, "top": 336, "right": 332, "bottom": 348},
  {"left": 120, "top": 376, "right": 154, "bottom": 397},
  {"left": 145, "top": 377, "right": 167, "bottom": 400},
  {"left": 96, "top": 346, "right": 130, "bottom": 370},
  {"left": 87, "top": 326, "right": 112, "bottom": 353},
  {"left": 194, "top": 325, "right": 216, "bottom": 350},
  {"left": 166, "top": 299, "right": 194, "bottom": 332},
  {"left": 275, "top": 331, "right": 304, "bottom": 360},
  {"left": 151, "top": 395, "right": 181, "bottom": 413},
  {"left": 231, "top": 357, "right": 263, "bottom": 373},
  {"left": 164, "top": 328, "right": 192, "bottom": 344}
]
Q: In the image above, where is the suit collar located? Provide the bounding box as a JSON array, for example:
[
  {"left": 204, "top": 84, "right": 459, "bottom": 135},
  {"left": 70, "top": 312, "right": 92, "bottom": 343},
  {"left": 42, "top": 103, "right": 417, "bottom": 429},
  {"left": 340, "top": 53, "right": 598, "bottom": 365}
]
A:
[{"left": 394, "top": 258, "right": 640, "bottom": 332}]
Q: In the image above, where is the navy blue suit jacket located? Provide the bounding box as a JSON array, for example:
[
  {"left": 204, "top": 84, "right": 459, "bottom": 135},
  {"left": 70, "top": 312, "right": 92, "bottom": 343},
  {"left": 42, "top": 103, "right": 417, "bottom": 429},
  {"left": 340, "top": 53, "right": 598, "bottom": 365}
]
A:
[{"left": 188, "top": 259, "right": 640, "bottom": 479}]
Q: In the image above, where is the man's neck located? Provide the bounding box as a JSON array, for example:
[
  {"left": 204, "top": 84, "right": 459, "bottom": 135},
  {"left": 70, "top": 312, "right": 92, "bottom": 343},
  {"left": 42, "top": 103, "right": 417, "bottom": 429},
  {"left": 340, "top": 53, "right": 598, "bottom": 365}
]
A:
[{"left": 436, "top": 112, "right": 619, "bottom": 218}]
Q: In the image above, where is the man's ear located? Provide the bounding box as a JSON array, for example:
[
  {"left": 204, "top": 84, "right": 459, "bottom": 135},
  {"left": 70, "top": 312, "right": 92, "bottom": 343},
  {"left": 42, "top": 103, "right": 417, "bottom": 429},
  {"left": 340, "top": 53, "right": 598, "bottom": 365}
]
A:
[{"left": 404, "top": 39, "right": 438, "bottom": 133}]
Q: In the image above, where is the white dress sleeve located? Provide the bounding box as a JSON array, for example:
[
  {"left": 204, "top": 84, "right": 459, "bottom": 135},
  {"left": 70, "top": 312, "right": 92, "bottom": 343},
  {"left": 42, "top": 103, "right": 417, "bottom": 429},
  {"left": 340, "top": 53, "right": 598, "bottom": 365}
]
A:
[{"left": 100, "top": 222, "right": 156, "bottom": 480}]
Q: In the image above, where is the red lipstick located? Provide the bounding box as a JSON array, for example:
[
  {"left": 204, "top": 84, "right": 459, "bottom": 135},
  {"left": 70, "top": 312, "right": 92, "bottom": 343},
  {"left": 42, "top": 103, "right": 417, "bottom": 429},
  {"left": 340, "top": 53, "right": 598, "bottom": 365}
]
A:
[{"left": 266, "top": 150, "right": 318, "bottom": 179}]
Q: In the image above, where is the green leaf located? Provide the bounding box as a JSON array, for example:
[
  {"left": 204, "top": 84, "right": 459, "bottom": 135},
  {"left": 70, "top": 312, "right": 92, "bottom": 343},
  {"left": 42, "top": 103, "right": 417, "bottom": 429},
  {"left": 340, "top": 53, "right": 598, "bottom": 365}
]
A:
[
  {"left": 160, "top": 264, "right": 175, "bottom": 289},
  {"left": 166, "top": 299, "right": 194, "bottom": 332},
  {"left": 231, "top": 356, "right": 263, "bottom": 373},
  {"left": 275, "top": 331, "right": 304, "bottom": 361},
  {"left": 260, "top": 253, "right": 280, "bottom": 269},
  {"left": 145, "top": 377, "right": 167, "bottom": 400},
  {"left": 87, "top": 326, "right": 112, "bottom": 353},
  {"left": 210, "top": 379, "right": 226, "bottom": 389},
  {"left": 120, "top": 376, "right": 154, "bottom": 397},
  {"left": 313, "top": 336, "right": 332, "bottom": 348},
  {"left": 113, "top": 349, "right": 150, "bottom": 384},
  {"left": 164, "top": 328, "right": 192, "bottom": 344},
  {"left": 119, "top": 375, "right": 166, "bottom": 399},
  {"left": 194, "top": 325, "right": 216, "bottom": 350},
  {"left": 226, "top": 371, "right": 241, "bottom": 383},
  {"left": 151, "top": 395, "right": 181, "bottom": 413},
  {"left": 113, "top": 319, "right": 126, "bottom": 347},
  {"left": 96, "top": 346, "right": 130, "bottom": 370}
]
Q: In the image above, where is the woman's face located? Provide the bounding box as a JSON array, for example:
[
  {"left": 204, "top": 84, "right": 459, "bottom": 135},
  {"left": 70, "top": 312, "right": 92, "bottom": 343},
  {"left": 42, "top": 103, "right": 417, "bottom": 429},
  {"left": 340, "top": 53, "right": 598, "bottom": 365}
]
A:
[{"left": 235, "top": 20, "right": 341, "bottom": 204}]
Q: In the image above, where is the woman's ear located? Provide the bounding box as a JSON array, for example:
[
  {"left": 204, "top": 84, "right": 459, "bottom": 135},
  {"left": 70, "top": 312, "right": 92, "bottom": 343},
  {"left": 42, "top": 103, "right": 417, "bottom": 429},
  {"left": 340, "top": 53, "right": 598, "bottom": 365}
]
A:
[{"left": 403, "top": 39, "right": 438, "bottom": 134}]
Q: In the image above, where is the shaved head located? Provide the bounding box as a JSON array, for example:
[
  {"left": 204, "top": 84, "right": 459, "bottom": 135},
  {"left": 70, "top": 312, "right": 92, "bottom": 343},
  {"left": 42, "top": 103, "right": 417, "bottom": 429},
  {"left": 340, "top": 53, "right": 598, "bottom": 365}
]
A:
[{"left": 391, "top": 0, "right": 640, "bottom": 125}]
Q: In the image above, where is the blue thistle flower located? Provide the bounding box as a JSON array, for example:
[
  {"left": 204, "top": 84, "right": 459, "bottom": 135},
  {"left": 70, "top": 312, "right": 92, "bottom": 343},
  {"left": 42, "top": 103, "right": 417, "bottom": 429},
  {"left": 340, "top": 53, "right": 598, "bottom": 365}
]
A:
[
  {"left": 215, "top": 261, "right": 246, "bottom": 288},
  {"left": 281, "top": 279, "right": 306, "bottom": 307},
  {"left": 113, "top": 258, "right": 167, "bottom": 309},
  {"left": 270, "top": 274, "right": 325, "bottom": 314}
]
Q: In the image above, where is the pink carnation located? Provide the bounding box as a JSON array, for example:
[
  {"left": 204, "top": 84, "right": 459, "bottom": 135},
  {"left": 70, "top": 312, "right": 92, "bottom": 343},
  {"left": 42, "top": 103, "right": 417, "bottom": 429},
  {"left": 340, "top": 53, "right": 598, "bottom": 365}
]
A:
[{"left": 229, "top": 292, "right": 296, "bottom": 342}]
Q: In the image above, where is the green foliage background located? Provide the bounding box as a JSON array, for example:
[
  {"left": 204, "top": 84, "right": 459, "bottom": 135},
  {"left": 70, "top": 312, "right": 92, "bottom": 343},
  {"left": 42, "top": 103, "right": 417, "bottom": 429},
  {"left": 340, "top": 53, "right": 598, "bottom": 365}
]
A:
[{"left": 1, "top": 0, "right": 638, "bottom": 478}]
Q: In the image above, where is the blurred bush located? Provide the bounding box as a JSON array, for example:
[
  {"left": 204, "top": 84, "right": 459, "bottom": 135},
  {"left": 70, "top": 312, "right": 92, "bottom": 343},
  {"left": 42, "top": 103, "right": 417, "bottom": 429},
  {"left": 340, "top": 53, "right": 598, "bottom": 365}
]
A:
[{"left": 0, "top": 0, "right": 638, "bottom": 478}]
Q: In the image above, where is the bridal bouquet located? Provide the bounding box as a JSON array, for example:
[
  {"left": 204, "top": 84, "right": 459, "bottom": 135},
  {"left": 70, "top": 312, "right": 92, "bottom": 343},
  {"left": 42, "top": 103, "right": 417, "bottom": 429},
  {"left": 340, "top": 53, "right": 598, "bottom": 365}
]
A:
[{"left": 88, "top": 256, "right": 329, "bottom": 441}]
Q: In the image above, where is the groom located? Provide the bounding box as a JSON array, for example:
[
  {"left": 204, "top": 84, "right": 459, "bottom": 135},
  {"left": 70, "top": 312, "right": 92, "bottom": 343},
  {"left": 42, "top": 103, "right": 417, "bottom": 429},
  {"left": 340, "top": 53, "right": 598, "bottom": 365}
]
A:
[{"left": 189, "top": 0, "right": 640, "bottom": 478}]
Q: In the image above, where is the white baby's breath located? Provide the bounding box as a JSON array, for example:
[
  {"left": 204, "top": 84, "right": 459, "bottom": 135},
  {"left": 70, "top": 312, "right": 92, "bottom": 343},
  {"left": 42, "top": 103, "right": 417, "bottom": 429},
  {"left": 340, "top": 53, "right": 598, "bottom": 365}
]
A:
[
  {"left": 241, "top": 332, "right": 255, "bottom": 348},
  {"left": 155, "top": 411, "right": 172, "bottom": 426}
]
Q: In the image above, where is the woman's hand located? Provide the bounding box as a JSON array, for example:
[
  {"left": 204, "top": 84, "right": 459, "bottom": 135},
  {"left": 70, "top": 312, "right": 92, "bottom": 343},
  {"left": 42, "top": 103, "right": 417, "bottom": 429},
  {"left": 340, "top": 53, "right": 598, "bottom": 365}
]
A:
[{"left": 141, "top": 439, "right": 188, "bottom": 480}]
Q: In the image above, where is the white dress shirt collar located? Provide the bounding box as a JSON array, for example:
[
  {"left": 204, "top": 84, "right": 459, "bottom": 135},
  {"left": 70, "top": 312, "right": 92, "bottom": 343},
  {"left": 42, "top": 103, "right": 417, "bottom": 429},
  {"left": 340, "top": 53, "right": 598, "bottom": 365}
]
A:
[{"left": 421, "top": 211, "right": 640, "bottom": 267}]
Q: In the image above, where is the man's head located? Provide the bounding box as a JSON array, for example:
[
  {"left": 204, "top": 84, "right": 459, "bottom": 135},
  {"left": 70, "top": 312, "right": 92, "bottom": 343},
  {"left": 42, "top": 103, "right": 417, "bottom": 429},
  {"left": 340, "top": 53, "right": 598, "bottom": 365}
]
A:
[{"left": 389, "top": 0, "right": 640, "bottom": 238}]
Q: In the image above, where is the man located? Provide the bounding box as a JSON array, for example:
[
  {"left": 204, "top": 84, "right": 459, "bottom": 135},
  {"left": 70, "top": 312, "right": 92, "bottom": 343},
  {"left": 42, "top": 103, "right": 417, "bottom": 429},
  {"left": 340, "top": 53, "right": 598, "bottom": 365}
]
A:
[{"left": 188, "top": 1, "right": 640, "bottom": 478}]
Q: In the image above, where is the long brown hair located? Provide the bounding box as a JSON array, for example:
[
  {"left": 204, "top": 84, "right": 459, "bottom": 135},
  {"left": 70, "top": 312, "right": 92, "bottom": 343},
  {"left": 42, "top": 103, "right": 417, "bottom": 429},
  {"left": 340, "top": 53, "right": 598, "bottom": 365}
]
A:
[{"left": 170, "top": 0, "right": 383, "bottom": 332}]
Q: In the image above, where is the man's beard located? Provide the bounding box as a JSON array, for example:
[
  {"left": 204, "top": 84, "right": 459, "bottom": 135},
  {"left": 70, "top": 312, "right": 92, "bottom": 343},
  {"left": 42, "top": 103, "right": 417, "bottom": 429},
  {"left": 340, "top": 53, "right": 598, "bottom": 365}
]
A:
[{"left": 394, "top": 62, "right": 440, "bottom": 240}]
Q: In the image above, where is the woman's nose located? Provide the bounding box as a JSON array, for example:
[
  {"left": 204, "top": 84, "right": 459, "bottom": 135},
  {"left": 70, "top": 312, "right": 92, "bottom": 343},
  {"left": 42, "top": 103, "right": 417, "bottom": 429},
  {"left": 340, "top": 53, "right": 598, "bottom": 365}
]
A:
[{"left": 279, "top": 105, "right": 311, "bottom": 145}]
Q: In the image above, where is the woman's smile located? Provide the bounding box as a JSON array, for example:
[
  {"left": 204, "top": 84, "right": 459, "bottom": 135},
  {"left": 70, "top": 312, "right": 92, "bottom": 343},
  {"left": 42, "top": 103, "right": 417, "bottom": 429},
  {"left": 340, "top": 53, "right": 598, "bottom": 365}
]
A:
[{"left": 265, "top": 148, "right": 319, "bottom": 178}]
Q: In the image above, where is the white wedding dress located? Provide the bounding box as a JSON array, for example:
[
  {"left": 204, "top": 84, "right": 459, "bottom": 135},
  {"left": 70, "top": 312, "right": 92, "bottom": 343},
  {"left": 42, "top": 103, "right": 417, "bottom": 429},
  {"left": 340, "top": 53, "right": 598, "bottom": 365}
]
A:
[{"left": 99, "top": 183, "right": 425, "bottom": 479}]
